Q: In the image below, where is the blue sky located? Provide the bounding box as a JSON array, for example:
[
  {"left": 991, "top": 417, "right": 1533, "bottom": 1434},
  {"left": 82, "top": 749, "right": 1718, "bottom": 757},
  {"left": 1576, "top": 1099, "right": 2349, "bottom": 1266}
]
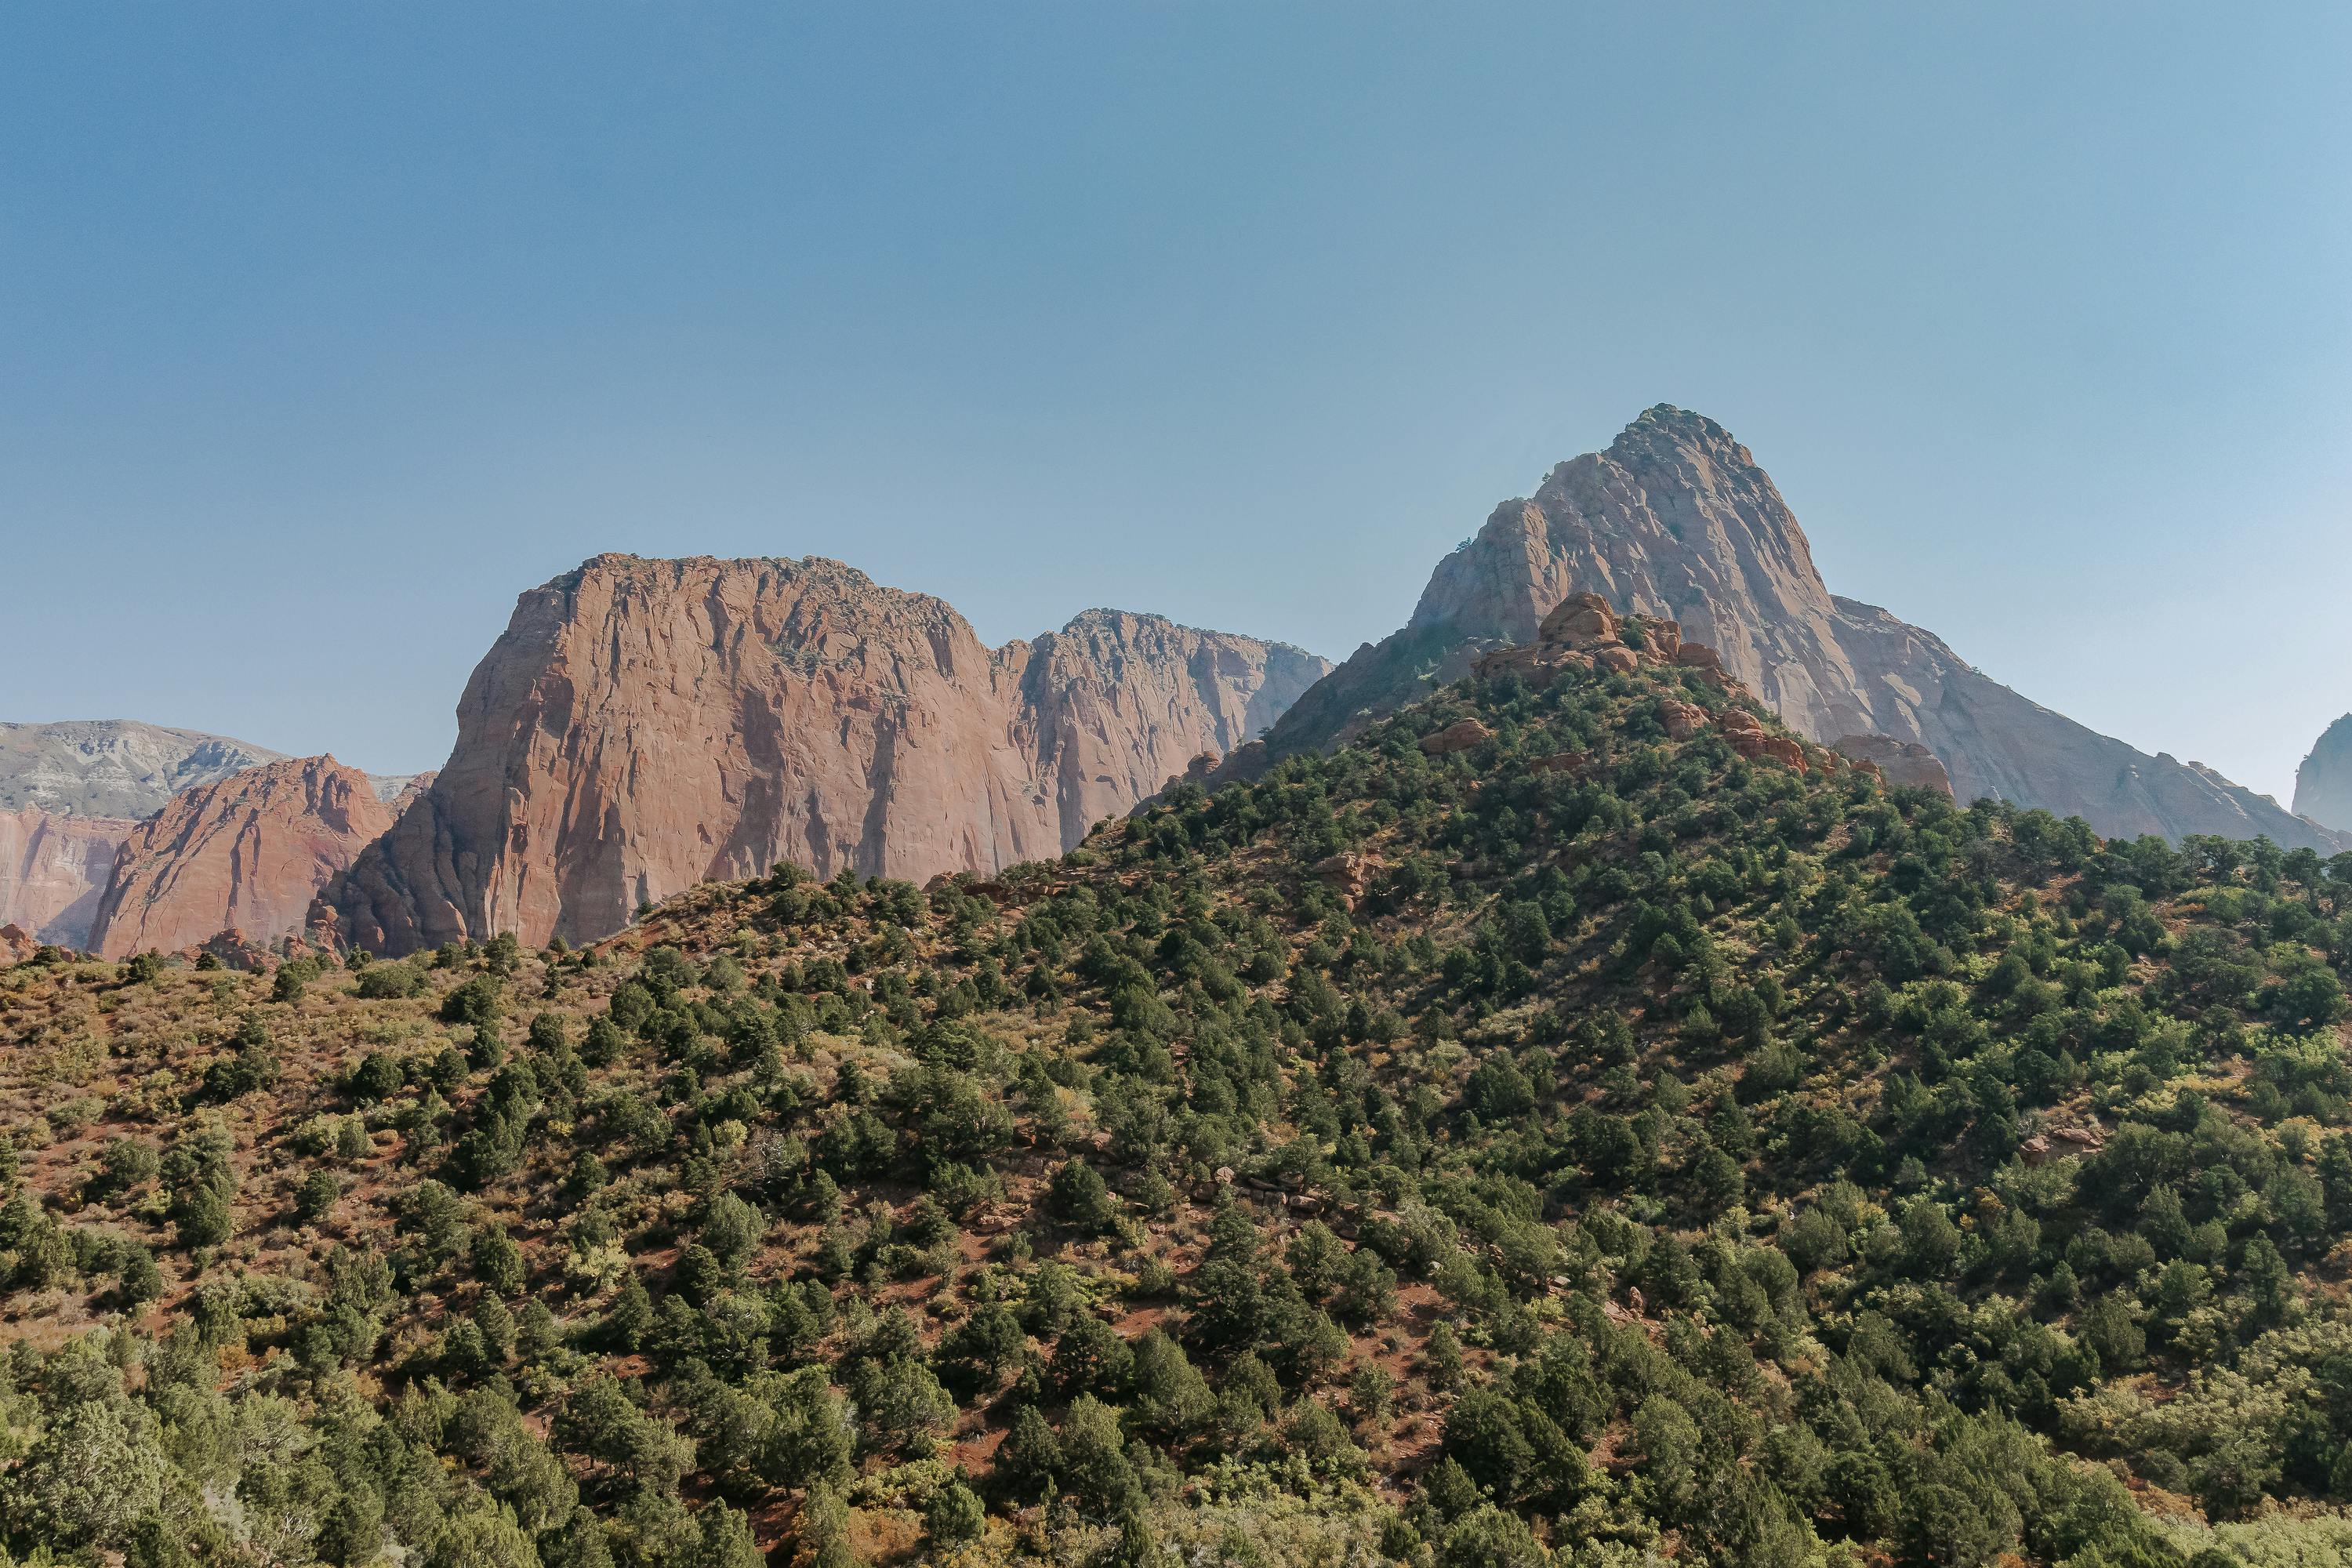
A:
[{"left": 3, "top": 5, "right": 2347, "bottom": 802}]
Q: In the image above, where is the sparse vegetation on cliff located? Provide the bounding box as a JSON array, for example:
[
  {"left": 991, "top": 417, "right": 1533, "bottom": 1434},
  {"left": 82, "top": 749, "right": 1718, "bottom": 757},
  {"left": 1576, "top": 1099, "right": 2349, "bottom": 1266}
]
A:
[{"left": 3, "top": 648, "right": 2352, "bottom": 1567}]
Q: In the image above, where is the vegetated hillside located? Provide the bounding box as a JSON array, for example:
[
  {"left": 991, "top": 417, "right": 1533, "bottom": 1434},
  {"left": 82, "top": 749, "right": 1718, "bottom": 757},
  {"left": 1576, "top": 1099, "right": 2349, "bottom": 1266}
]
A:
[{"left": 5, "top": 650, "right": 2352, "bottom": 1568}]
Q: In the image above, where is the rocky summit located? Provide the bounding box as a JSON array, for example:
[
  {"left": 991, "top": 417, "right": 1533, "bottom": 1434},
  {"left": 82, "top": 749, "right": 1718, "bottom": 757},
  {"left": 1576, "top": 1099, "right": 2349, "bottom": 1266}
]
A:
[
  {"left": 1243, "top": 405, "right": 2340, "bottom": 851},
  {"left": 87, "top": 754, "right": 397, "bottom": 959},
  {"left": 331, "top": 555, "right": 1328, "bottom": 955}
]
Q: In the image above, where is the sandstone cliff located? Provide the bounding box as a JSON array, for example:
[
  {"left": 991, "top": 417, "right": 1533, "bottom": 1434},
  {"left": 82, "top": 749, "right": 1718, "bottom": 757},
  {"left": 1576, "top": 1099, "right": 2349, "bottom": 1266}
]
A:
[
  {"left": 0, "top": 720, "right": 291, "bottom": 949},
  {"left": 0, "top": 807, "right": 142, "bottom": 947},
  {"left": 332, "top": 556, "right": 1327, "bottom": 953},
  {"left": 1246, "top": 405, "right": 2342, "bottom": 851},
  {"left": 88, "top": 755, "right": 394, "bottom": 958},
  {"left": 0, "top": 719, "right": 283, "bottom": 818},
  {"left": 2294, "top": 717, "right": 2352, "bottom": 835}
]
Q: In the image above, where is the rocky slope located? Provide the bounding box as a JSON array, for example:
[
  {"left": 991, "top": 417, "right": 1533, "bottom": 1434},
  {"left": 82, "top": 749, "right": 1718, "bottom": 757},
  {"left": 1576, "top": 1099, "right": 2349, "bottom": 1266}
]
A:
[
  {"left": 2294, "top": 715, "right": 2352, "bottom": 834},
  {"left": 86, "top": 755, "right": 396, "bottom": 958},
  {"left": 331, "top": 555, "right": 1327, "bottom": 953},
  {"left": 1244, "top": 405, "right": 2342, "bottom": 850},
  {"left": 0, "top": 718, "right": 283, "bottom": 818},
  {"left": 7, "top": 646, "right": 2351, "bottom": 1566}
]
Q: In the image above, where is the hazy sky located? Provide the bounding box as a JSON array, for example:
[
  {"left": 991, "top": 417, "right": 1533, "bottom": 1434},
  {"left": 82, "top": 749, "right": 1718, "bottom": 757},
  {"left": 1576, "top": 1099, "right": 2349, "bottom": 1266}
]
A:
[{"left": 4, "top": 5, "right": 2347, "bottom": 803}]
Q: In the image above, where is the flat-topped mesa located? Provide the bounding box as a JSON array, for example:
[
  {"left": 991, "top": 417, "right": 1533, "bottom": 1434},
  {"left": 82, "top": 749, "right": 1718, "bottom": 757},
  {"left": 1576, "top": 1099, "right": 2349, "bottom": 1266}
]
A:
[
  {"left": 1251, "top": 403, "right": 2343, "bottom": 851},
  {"left": 87, "top": 755, "right": 394, "bottom": 959},
  {"left": 330, "top": 554, "right": 1329, "bottom": 955}
]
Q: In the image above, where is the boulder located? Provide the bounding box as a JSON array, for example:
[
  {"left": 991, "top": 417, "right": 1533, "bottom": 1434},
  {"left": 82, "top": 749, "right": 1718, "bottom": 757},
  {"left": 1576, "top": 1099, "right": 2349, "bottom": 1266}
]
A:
[
  {"left": 1660, "top": 700, "right": 1709, "bottom": 740},
  {"left": 1419, "top": 719, "right": 1494, "bottom": 756},
  {"left": 1629, "top": 616, "right": 1682, "bottom": 659},
  {"left": 1537, "top": 591, "right": 1620, "bottom": 648},
  {"left": 1315, "top": 851, "right": 1377, "bottom": 908},
  {"left": 1715, "top": 709, "right": 1766, "bottom": 739},
  {"left": 195, "top": 928, "right": 270, "bottom": 971},
  {"left": 1592, "top": 646, "right": 1641, "bottom": 675},
  {"left": 1675, "top": 641, "right": 1729, "bottom": 677}
]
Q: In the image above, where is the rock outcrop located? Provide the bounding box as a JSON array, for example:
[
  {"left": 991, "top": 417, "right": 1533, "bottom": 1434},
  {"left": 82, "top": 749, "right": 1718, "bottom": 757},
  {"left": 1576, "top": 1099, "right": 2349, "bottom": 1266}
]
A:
[
  {"left": 2293, "top": 717, "right": 2352, "bottom": 835},
  {"left": 88, "top": 756, "right": 395, "bottom": 958},
  {"left": 1833, "top": 734, "right": 1955, "bottom": 800},
  {"left": 1243, "top": 405, "right": 2343, "bottom": 851},
  {"left": 0, "top": 807, "right": 141, "bottom": 948},
  {"left": 331, "top": 555, "right": 1329, "bottom": 953},
  {"left": 0, "top": 720, "right": 283, "bottom": 818}
]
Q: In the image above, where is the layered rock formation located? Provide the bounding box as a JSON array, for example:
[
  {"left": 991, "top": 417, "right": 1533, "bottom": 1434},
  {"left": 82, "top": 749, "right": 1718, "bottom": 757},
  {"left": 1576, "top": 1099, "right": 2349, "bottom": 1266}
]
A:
[
  {"left": 88, "top": 756, "right": 395, "bottom": 958},
  {"left": 0, "top": 719, "right": 282, "bottom": 818},
  {"left": 0, "top": 807, "right": 141, "bottom": 946},
  {"left": 332, "top": 555, "right": 1328, "bottom": 953},
  {"left": 1831, "top": 734, "right": 1955, "bottom": 800},
  {"left": 0, "top": 720, "right": 291, "bottom": 948},
  {"left": 2293, "top": 717, "right": 2352, "bottom": 835},
  {"left": 1246, "top": 405, "right": 2343, "bottom": 851}
]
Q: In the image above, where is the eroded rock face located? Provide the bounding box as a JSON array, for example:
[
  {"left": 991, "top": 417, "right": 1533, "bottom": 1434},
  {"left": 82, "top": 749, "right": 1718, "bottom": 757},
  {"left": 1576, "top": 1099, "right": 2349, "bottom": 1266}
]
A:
[
  {"left": 0, "top": 720, "right": 294, "bottom": 948},
  {"left": 1253, "top": 405, "right": 2343, "bottom": 851},
  {"left": 88, "top": 756, "right": 394, "bottom": 958},
  {"left": 0, "top": 807, "right": 140, "bottom": 948},
  {"left": 1419, "top": 719, "right": 1495, "bottom": 756},
  {"left": 332, "top": 555, "right": 1328, "bottom": 954},
  {"left": 2293, "top": 717, "right": 2352, "bottom": 834},
  {"left": 1833, "top": 734, "right": 1955, "bottom": 800}
]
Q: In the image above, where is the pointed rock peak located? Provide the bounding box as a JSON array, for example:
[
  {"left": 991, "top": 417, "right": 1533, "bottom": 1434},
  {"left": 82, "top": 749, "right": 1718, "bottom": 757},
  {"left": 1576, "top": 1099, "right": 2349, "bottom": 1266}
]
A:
[{"left": 2292, "top": 713, "right": 2352, "bottom": 833}]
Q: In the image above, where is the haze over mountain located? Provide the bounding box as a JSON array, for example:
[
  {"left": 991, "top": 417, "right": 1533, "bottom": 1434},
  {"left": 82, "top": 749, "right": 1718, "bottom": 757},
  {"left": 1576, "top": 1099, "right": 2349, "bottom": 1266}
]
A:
[
  {"left": 1246, "top": 405, "right": 2343, "bottom": 854},
  {"left": 0, "top": 722, "right": 418, "bottom": 952},
  {"left": 0, "top": 720, "right": 288, "bottom": 947},
  {"left": 2295, "top": 715, "right": 2352, "bottom": 836},
  {"left": 0, "top": 719, "right": 285, "bottom": 818},
  {"left": 332, "top": 554, "right": 1328, "bottom": 955}
]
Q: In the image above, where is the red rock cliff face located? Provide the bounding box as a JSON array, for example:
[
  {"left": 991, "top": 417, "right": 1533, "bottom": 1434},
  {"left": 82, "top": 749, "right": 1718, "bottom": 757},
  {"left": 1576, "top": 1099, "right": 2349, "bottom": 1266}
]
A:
[
  {"left": 332, "top": 556, "right": 1327, "bottom": 954},
  {"left": 0, "top": 808, "right": 141, "bottom": 948},
  {"left": 1258, "top": 405, "right": 2343, "bottom": 851},
  {"left": 89, "top": 756, "right": 394, "bottom": 958}
]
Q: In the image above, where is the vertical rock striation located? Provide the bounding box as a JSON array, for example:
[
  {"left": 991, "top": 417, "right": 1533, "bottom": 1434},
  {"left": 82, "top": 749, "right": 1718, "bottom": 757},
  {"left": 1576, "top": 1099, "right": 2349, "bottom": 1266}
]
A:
[
  {"left": 331, "top": 555, "right": 1327, "bottom": 953},
  {"left": 0, "top": 808, "right": 143, "bottom": 947},
  {"left": 0, "top": 720, "right": 289, "bottom": 949},
  {"left": 89, "top": 756, "right": 394, "bottom": 958},
  {"left": 2293, "top": 717, "right": 2352, "bottom": 836},
  {"left": 1248, "top": 405, "right": 2342, "bottom": 851}
]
